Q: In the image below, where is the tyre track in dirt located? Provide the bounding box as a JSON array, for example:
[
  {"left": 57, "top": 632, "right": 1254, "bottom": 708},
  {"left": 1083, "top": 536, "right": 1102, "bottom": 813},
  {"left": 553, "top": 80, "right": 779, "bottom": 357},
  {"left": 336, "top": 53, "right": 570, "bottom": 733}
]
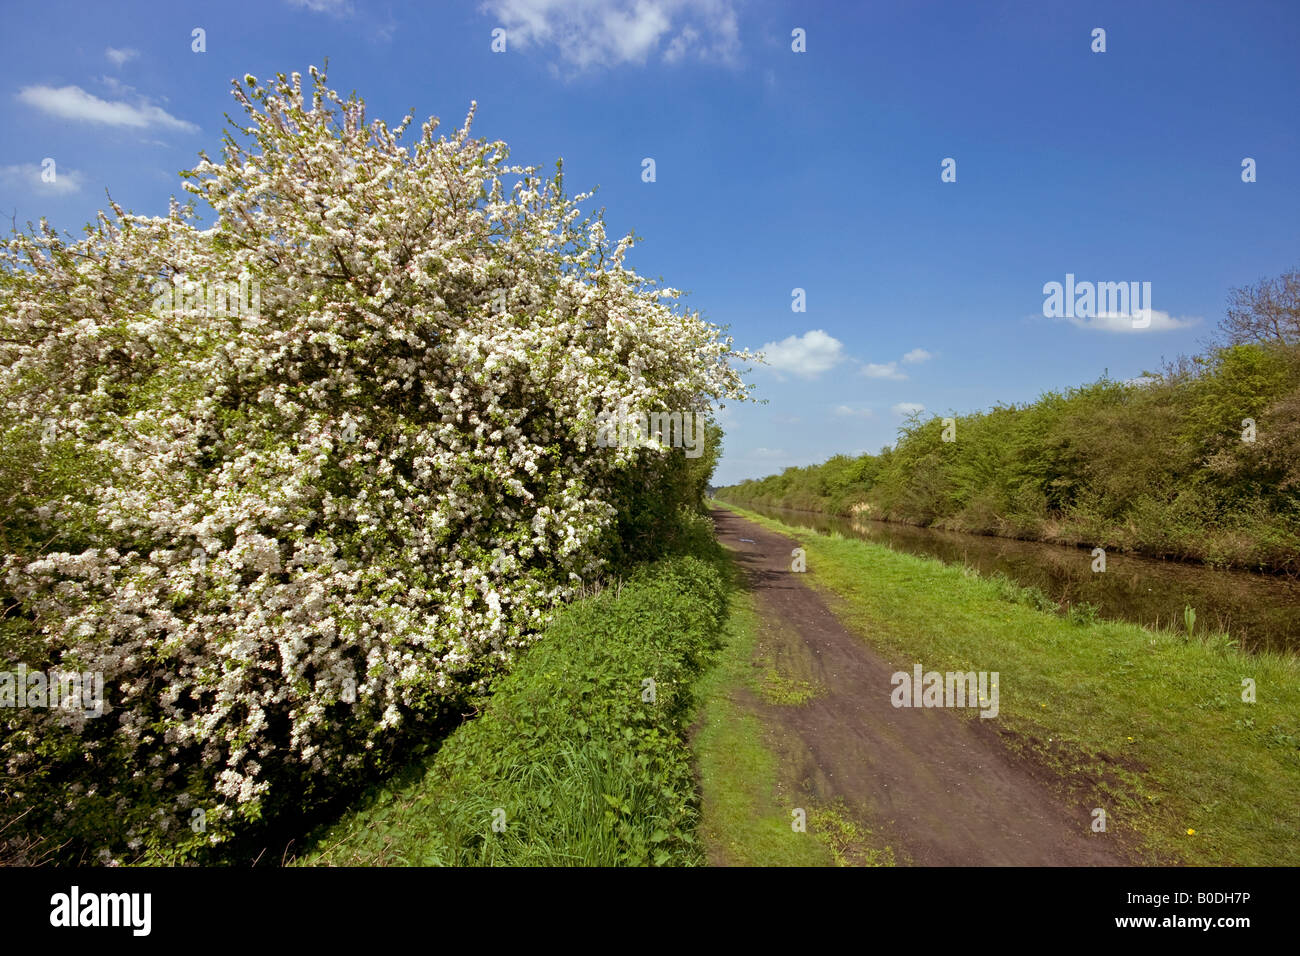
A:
[{"left": 712, "top": 507, "right": 1130, "bottom": 866}]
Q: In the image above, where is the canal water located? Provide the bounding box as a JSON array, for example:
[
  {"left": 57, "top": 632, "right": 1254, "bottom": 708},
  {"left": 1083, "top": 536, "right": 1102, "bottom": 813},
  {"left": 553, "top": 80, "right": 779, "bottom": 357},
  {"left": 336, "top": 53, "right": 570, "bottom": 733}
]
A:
[{"left": 734, "top": 504, "right": 1300, "bottom": 655}]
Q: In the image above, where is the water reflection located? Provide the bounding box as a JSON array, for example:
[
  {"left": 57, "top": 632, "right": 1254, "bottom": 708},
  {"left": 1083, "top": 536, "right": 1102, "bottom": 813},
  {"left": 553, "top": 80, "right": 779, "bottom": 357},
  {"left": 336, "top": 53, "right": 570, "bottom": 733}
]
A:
[{"left": 736, "top": 504, "right": 1300, "bottom": 655}]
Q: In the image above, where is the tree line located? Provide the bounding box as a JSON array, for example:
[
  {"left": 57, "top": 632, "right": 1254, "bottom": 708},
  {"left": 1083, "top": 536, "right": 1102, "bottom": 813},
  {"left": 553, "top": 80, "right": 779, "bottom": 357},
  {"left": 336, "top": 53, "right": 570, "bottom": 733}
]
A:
[{"left": 719, "top": 268, "right": 1300, "bottom": 573}]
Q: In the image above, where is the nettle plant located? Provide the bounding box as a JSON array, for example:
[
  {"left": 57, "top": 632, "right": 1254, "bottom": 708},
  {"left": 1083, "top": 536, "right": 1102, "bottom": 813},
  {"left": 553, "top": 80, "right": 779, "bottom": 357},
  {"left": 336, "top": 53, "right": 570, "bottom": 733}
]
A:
[{"left": 0, "top": 65, "right": 753, "bottom": 861}]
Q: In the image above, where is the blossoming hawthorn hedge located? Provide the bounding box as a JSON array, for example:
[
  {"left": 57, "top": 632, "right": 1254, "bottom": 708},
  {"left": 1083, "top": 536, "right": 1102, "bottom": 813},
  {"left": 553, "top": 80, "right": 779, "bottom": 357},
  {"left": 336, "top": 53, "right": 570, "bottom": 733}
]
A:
[{"left": 0, "top": 65, "right": 754, "bottom": 861}]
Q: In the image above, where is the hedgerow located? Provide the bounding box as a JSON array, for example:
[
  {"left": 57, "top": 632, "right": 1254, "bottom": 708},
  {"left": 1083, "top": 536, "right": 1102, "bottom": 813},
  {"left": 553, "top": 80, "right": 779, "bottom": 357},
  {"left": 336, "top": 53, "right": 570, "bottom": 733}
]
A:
[{"left": 0, "top": 65, "right": 751, "bottom": 863}]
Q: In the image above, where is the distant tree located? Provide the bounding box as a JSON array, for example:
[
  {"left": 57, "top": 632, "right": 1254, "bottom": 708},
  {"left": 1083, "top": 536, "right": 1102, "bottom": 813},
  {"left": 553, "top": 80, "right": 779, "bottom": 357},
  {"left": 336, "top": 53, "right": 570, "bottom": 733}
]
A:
[{"left": 1219, "top": 267, "right": 1300, "bottom": 345}]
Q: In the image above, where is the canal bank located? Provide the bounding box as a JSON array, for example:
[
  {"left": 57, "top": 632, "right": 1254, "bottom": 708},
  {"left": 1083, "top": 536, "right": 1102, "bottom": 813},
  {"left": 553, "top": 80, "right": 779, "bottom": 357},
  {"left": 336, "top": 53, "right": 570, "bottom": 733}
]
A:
[{"left": 724, "top": 503, "right": 1300, "bottom": 655}]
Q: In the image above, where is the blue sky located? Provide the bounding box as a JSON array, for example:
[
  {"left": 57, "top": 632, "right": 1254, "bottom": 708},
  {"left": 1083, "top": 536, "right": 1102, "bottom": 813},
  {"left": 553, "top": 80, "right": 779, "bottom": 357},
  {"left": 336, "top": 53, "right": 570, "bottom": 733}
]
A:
[{"left": 2, "top": 0, "right": 1297, "bottom": 485}]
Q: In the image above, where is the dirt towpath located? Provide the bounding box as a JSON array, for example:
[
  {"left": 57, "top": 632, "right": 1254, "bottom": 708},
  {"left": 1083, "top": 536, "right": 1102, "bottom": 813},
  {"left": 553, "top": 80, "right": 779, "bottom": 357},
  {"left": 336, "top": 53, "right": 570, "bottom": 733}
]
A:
[{"left": 711, "top": 507, "right": 1129, "bottom": 866}]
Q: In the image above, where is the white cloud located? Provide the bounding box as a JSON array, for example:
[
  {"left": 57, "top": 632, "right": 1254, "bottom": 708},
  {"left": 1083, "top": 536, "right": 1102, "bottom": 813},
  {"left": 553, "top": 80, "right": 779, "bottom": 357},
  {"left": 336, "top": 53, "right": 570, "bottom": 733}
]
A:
[
  {"left": 902, "top": 348, "right": 932, "bottom": 364},
  {"left": 481, "top": 0, "right": 741, "bottom": 70},
  {"left": 833, "top": 405, "right": 875, "bottom": 418},
  {"left": 892, "top": 402, "right": 926, "bottom": 416},
  {"left": 0, "top": 163, "right": 84, "bottom": 195},
  {"left": 748, "top": 447, "right": 788, "bottom": 460},
  {"left": 286, "top": 0, "right": 353, "bottom": 13},
  {"left": 663, "top": 24, "right": 698, "bottom": 63},
  {"left": 1066, "top": 310, "right": 1198, "bottom": 334},
  {"left": 863, "top": 361, "right": 907, "bottom": 380},
  {"left": 105, "top": 48, "right": 138, "bottom": 67},
  {"left": 17, "top": 85, "right": 198, "bottom": 132},
  {"left": 757, "top": 329, "right": 844, "bottom": 378}
]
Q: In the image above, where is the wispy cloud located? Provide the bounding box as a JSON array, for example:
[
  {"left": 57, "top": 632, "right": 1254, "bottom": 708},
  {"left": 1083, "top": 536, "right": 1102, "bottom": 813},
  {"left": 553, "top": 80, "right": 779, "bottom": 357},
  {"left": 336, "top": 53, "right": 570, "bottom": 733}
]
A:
[
  {"left": 834, "top": 405, "right": 875, "bottom": 418},
  {"left": 892, "top": 402, "right": 926, "bottom": 416},
  {"left": 757, "top": 329, "right": 844, "bottom": 378},
  {"left": 285, "top": 0, "right": 353, "bottom": 13},
  {"left": 371, "top": 14, "right": 398, "bottom": 42},
  {"left": 98, "top": 75, "right": 135, "bottom": 97},
  {"left": 0, "top": 162, "right": 84, "bottom": 196},
  {"left": 283, "top": 0, "right": 393, "bottom": 40},
  {"left": 863, "top": 348, "right": 932, "bottom": 379},
  {"left": 1066, "top": 310, "right": 1198, "bottom": 334},
  {"left": 481, "top": 0, "right": 741, "bottom": 70},
  {"left": 863, "top": 361, "right": 907, "bottom": 380},
  {"left": 105, "top": 47, "right": 138, "bottom": 68},
  {"left": 17, "top": 85, "right": 198, "bottom": 132}
]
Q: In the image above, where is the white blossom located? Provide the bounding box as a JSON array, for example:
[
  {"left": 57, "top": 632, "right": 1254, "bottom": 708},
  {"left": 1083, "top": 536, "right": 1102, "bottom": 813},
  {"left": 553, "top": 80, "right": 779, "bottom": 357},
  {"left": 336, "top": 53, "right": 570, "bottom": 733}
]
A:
[{"left": 0, "top": 65, "right": 753, "bottom": 854}]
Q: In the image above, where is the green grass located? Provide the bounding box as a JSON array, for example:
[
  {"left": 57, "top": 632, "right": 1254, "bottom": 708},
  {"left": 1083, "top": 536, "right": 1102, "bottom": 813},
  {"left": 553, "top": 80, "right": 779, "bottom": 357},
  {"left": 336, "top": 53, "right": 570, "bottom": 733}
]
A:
[
  {"left": 752, "top": 614, "right": 825, "bottom": 707},
  {"left": 757, "top": 668, "right": 823, "bottom": 707},
  {"left": 293, "top": 551, "right": 728, "bottom": 866},
  {"left": 808, "top": 803, "right": 896, "bottom": 867},
  {"left": 714, "top": 502, "right": 1300, "bottom": 866}
]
